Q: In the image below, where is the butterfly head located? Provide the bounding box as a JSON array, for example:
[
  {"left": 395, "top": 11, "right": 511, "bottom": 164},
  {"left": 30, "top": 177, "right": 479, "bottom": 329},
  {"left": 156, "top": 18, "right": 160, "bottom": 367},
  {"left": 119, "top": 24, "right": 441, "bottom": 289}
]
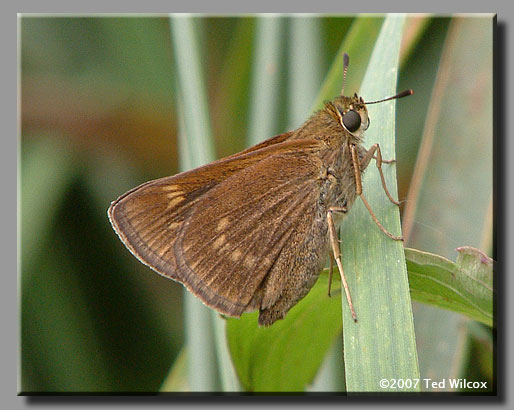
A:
[
  {"left": 329, "top": 53, "right": 413, "bottom": 141},
  {"left": 332, "top": 94, "right": 370, "bottom": 140}
]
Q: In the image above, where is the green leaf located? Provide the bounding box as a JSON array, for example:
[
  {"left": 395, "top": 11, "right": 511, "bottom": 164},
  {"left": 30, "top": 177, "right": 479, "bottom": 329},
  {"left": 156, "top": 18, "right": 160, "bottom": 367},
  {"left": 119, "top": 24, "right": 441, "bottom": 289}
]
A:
[
  {"left": 340, "top": 15, "right": 420, "bottom": 392},
  {"left": 226, "top": 274, "right": 342, "bottom": 392},
  {"left": 406, "top": 247, "right": 494, "bottom": 327}
]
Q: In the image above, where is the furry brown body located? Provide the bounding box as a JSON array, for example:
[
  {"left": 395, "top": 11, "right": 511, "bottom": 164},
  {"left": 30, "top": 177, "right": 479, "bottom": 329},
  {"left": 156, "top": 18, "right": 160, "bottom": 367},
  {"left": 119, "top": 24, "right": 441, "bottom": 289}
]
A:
[{"left": 109, "top": 94, "right": 376, "bottom": 326}]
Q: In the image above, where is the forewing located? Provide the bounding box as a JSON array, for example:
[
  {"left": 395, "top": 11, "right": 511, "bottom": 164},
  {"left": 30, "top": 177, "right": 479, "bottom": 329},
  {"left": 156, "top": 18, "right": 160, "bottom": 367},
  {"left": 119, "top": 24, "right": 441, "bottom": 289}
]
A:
[
  {"left": 173, "top": 139, "right": 325, "bottom": 317},
  {"left": 226, "top": 130, "right": 294, "bottom": 158},
  {"left": 108, "top": 137, "right": 321, "bottom": 285},
  {"left": 108, "top": 175, "right": 209, "bottom": 280}
]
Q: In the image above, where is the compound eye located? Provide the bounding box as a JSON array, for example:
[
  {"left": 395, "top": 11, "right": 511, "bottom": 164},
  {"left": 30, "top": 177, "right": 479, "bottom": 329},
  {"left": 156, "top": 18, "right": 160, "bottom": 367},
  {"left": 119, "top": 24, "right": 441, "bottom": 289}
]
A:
[{"left": 342, "top": 110, "right": 361, "bottom": 132}]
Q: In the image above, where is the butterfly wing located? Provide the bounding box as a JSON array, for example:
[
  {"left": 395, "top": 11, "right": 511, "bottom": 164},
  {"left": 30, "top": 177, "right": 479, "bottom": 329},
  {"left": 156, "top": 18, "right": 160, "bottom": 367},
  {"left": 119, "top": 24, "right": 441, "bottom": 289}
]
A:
[
  {"left": 108, "top": 136, "right": 300, "bottom": 281},
  {"left": 173, "top": 139, "right": 329, "bottom": 320},
  {"left": 109, "top": 138, "right": 329, "bottom": 325},
  {"left": 225, "top": 130, "right": 294, "bottom": 158}
]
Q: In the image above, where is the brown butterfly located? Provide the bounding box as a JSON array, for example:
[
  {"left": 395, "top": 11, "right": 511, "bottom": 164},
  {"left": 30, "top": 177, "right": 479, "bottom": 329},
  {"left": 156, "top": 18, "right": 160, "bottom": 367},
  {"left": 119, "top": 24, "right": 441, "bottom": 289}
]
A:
[{"left": 108, "top": 54, "right": 412, "bottom": 326}]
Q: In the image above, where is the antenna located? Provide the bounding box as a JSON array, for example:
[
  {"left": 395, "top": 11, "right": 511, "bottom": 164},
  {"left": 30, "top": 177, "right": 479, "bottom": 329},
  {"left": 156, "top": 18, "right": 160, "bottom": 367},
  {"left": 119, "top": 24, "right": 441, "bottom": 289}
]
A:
[
  {"left": 341, "top": 53, "right": 350, "bottom": 96},
  {"left": 366, "top": 89, "right": 414, "bottom": 105}
]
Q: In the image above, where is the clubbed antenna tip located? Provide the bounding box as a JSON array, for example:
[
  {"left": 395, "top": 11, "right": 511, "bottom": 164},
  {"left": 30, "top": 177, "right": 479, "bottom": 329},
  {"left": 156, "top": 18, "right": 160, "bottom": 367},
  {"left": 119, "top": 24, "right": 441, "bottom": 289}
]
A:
[
  {"left": 343, "top": 53, "right": 349, "bottom": 68},
  {"left": 366, "top": 89, "right": 414, "bottom": 105}
]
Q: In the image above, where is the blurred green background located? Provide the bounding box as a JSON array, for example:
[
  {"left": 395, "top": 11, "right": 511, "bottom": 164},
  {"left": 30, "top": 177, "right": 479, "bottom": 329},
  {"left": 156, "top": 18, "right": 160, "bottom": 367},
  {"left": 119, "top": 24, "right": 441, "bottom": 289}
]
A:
[{"left": 20, "top": 15, "right": 494, "bottom": 392}]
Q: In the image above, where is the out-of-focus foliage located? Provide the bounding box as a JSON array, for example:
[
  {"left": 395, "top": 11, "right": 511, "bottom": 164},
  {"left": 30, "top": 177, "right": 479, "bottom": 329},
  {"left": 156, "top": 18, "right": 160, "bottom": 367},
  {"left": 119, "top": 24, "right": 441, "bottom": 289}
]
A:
[
  {"left": 20, "top": 15, "right": 494, "bottom": 393},
  {"left": 401, "top": 16, "right": 494, "bottom": 391}
]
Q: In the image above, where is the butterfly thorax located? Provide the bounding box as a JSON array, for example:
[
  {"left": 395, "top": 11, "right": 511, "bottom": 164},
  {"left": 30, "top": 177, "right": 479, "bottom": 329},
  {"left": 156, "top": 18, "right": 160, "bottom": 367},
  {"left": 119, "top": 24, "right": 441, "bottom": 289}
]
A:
[{"left": 290, "top": 94, "right": 370, "bottom": 216}]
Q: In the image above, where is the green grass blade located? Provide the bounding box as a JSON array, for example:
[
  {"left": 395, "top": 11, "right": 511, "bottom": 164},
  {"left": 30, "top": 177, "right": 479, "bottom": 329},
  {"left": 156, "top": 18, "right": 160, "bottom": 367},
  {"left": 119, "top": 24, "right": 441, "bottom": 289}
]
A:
[
  {"left": 211, "top": 18, "right": 255, "bottom": 158},
  {"left": 170, "top": 15, "right": 242, "bottom": 392},
  {"left": 212, "top": 312, "right": 241, "bottom": 391},
  {"left": 160, "top": 347, "right": 189, "bottom": 391},
  {"left": 287, "top": 16, "right": 322, "bottom": 129},
  {"left": 170, "top": 15, "right": 219, "bottom": 392},
  {"left": 340, "top": 14, "right": 420, "bottom": 392},
  {"left": 247, "top": 16, "right": 285, "bottom": 145},
  {"left": 171, "top": 17, "right": 215, "bottom": 166}
]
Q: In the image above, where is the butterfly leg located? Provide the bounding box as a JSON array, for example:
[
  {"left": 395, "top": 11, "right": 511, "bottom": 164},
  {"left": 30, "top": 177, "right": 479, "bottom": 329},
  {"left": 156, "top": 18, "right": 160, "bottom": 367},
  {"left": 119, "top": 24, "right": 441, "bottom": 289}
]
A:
[
  {"left": 328, "top": 255, "right": 334, "bottom": 297},
  {"left": 327, "top": 206, "right": 346, "bottom": 297},
  {"left": 374, "top": 156, "right": 396, "bottom": 164},
  {"left": 351, "top": 144, "right": 403, "bottom": 241},
  {"left": 327, "top": 208, "right": 357, "bottom": 322},
  {"left": 360, "top": 143, "right": 400, "bottom": 206}
]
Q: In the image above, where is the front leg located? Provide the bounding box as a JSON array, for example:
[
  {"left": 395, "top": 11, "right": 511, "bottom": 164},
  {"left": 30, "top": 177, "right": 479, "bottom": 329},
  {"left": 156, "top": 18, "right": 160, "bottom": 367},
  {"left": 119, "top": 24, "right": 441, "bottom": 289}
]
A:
[
  {"left": 351, "top": 144, "right": 403, "bottom": 241},
  {"left": 359, "top": 143, "right": 400, "bottom": 206}
]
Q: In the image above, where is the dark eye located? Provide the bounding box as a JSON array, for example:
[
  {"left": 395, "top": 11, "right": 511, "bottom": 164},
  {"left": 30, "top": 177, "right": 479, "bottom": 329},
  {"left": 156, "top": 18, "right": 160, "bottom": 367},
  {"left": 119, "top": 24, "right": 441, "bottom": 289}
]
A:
[{"left": 342, "top": 110, "right": 361, "bottom": 132}]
